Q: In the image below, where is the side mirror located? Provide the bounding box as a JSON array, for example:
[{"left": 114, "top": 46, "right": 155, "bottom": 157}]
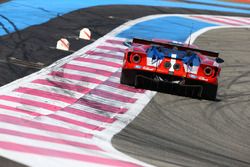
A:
[
  {"left": 216, "top": 57, "right": 224, "bottom": 63},
  {"left": 123, "top": 41, "right": 132, "bottom": 47}
]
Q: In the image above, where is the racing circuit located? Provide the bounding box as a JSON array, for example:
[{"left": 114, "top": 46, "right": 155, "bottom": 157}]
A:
[{"left": 0, "top": 1, "right": 250, "bottom": 167}]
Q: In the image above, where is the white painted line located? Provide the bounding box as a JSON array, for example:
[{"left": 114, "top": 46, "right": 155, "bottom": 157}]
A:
[
  {"left": 0, "top": 14, "right": 249, "bottom": 167},
  {"left": 84, "top": 55, "right": 123, "bottom": 64},
  {"left": 87, "top": 48, "right": 124, "bottom": 57},
  {"left": 23, "top": 82, "right": 82, "bottom": 99},
  {"left": 68, "top": 60, "right": 118, "bottom": 72},
  {"left": 101, "top": 42, "right": 128, "bottom": 50},
  {"left": 0, "top": 121, "right": 95, "bottom": 144},
  {"left": 55, "top": 68, "right": 109, "bottom": 81},
  {"left": 71, "top": 103, "right": 117, "bottom": 119},
  {"left": 185, "top": 25, "right": 250, "bottom": 45},
  {"left": 40, "top": 74, "right": 98, "bottom": 89},
  {"left": 82, "top": 94, "right": 130, "bottom": 109},
  {"left": 5, "top": 91, "right": 69, "bottom": 107},
  {"left": 0, "top": 134, "right": 109, "bottom": 158},
  {"left": 54, "top": 111, "right": 110, "bottom": 128},
  {"left": 96, "top": 85, "right": 137, "bottom": 98},
  {"left": 0, "top": 99, "right": 54, "bottom": 115}
]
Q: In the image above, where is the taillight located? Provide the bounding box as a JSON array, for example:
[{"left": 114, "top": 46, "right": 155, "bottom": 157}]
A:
[
  {"left": 131, "top": 54, "right": 141, "bottom": 64},
  {"left": 173, "top": 63, "right": 180, "bottom": 70},
  {"left": 164, "top": 62, "right": 171, "bottom": 68},
  {"left": 204, "top": 66, "right": 213, "bottom": 76}
]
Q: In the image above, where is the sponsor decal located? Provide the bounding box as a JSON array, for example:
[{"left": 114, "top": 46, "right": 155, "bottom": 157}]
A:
[
  {"left": 171, "top": 41, "right": 183, "bottom": 45},
  {"left": 189, "top": 74, "right": 197, "bottom": 79},
  {"left": 143, "top": 66, "right": 154, "bottom": 71},
  {"left": 198, "top": 76, "right": 208, "bottom": 81},
  {"left": 134, "top": 65, "right": 142, "bottom": 69}
]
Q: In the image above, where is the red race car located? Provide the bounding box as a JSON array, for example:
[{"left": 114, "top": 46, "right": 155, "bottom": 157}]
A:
[{"left": 120, "top": 38, "right": 224, "bottom": 100}]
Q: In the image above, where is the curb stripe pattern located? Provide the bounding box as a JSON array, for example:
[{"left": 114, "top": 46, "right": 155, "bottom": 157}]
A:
[
  {"left": 0, "top": 36, "right": 149, "bottom": 167},
  {"left": 0, "top": 15, "right": 249, "bottom": 167},
  {"left": 189, "top": 15, "right": 250, "bottom": 26}
]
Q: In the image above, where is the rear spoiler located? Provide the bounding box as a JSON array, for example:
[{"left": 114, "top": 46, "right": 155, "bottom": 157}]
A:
[{"left": 132, "top": 38, "right": 219, "bottom": 58}]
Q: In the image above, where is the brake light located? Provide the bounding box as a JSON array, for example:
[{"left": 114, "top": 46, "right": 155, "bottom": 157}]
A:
[
  {"left": 131, "top": 54, "right": 141, "bottom": 64},
  {"left": 164, "top": 61, "right": 171, "bottom": 68},
  {"left": 173, "top": 63, "right": 180, "bottom": 70},
  {"left": 204, "top": 66, "right": 213, "bottom": 76}
]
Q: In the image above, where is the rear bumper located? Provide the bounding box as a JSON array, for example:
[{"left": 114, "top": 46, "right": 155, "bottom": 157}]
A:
[
  {"left": 122, "top": 68, "right": 217, "bottom": 97},
  {"left": 123, "top": 64, "right": 218, "bottom": 84},
  {"left": 123, "top": 67, "right": 217, "bottom": 85},
  {"left": 135, "top": 74, "right": 204, "bottom": 97}
]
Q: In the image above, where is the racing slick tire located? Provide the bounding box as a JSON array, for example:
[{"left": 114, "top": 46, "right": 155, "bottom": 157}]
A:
[
  {"left": 120, "top": 69, "right": 136, "bottom": 86},
  {"left": 202, "top": 84, "right": 218, "bottom": 100}
]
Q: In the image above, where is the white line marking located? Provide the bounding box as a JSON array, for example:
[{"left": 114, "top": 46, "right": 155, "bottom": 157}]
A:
[{"left": 0, "top": 14, "right": 250, "bottom": 167}]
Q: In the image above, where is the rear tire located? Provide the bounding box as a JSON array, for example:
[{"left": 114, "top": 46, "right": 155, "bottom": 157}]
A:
[
  {"left": 202, "top": 84, "right": 218, "bottom": 100},
  {"left": 120, "top": 69, "right": 136, "bottom": 86}
]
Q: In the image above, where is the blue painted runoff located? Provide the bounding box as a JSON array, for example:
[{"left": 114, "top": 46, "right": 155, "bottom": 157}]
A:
[
  {"left": 116, "top": 16, "right": 219, "bottom": 42},
  {"left": 1, "top": 0, "right": 250, "bottom": 36}
]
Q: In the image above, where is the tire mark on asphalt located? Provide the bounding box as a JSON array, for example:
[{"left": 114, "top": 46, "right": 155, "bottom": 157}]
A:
[{"left": 113, "top": 28, "right": 250, "bottom": 167}]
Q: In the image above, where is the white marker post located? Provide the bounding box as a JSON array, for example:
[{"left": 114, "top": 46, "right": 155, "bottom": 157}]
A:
[
  {"left": 56, "top": 38, "right": 70, "bottom": 51},
  {"left": 79, "top": 28, "right": 91, "bottom": 40}
]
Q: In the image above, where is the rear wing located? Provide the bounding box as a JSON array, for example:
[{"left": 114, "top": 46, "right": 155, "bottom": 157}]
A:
[{"left": 132, "top": 38, "right": 219, "bottom": 58}]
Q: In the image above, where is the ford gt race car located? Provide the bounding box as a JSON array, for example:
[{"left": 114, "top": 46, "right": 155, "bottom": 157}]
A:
[{"left": 120, "top": 38, "right": 224, "bottom": 100}]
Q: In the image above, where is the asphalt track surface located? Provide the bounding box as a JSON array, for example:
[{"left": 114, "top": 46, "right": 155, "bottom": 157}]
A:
[
  {"left": 0, "top": 5, "right": 250, "bottom": 86},
  {"left": 0, "top": 5, "right": 250, "bottom": 167},
  {"left": 113, "top": 28, "right": 250, "bottom": 167}
]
